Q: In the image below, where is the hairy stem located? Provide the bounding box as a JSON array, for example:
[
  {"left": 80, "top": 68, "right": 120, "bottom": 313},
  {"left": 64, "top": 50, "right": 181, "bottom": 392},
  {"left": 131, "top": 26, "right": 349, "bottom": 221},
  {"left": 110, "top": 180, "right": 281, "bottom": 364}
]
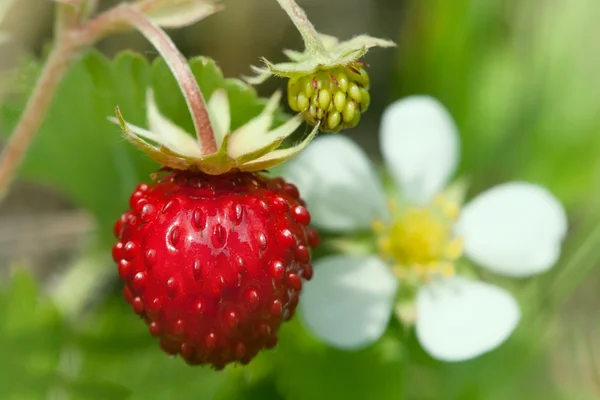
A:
[
  {"left": 276, "top": 0, "right": 325, "bottom": 55},
  {"left": 0, "top": 40, "right": 76, "bottom": 201},
  {"left": 0, "top": 2, "right": 217, "bottom": 202},
  {"left": 111, "top": 6, "right": 217, "bottom": 155}
]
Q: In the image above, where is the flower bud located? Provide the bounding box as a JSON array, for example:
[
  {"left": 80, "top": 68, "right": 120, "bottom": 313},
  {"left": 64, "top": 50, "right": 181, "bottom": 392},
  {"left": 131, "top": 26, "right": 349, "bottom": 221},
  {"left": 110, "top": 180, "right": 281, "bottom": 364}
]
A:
[{"left": 287, "top": 63, "right": 371, "bottom": 132}]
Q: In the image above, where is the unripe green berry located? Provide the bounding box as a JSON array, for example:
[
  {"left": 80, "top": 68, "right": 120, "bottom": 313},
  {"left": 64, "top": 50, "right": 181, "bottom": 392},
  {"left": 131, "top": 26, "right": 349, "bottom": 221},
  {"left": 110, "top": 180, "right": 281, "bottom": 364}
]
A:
[
  {"left": 360, "top": 88, "right": 370, "bottom": 112},
  {"left": 327, "top": 111, "right": 341, "bottom": 131},
  {"left": 303, "top": 77, "right": 315, "bottom": 99},
  {"left": 342, "top": 100, "right": 356, "bottom": 123},
  {"left": 318, "top": 90, "right": 332, "bottom": 110},
  {"left": 287, "top": 62, "right": 372, "bottom": 132},
  {"left": 297, "top": 92, "right": 309, "bottom": 111},
  {"left": 333, "top": 91, "right": 346, "bottom": 112},
  {"left": 348, "top": 83, "right": 362, "bottom": 103},
  {"left": 335, "top": 72, "right": 349, "bottom": 92}
]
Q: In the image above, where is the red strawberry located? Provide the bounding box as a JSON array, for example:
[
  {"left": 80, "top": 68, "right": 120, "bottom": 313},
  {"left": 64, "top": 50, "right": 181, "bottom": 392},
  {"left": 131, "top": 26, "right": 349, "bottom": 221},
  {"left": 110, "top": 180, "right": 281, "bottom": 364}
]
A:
[
  {"left": 113, "top": 170, "right": 318, "bottom": 368},
  {"left": 110, "top": 67, "right": 321, "bottom": 368}
]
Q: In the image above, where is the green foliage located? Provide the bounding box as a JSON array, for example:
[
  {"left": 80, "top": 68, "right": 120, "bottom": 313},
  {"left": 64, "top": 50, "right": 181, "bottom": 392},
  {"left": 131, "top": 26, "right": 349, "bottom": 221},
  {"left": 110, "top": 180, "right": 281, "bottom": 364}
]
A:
[
  {"left": 394, "top": 0, "right": 600, "bottom": 209},
  {"left": 0, "top": 51, "right": 278, "bottom": 244},
  {"left": 264, "top": 319, "right": 406, "bottom": 400},
  {"left": 0, "top": 270, "right": 130, "bottom": 399},
  {"left": 76, "top": 298, "right": 226, "bottom": 400}
]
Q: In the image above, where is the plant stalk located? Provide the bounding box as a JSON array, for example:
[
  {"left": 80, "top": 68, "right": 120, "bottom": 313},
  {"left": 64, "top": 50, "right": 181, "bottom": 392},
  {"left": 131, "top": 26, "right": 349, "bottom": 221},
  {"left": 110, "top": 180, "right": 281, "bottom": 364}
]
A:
[{"left": 0, "top": 2, "right": 217, "bottom": 203}]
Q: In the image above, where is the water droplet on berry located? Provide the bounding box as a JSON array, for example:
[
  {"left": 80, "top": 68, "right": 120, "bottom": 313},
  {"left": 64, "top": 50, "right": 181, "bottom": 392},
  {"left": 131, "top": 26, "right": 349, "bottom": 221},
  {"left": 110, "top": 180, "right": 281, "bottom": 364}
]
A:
[
  {"left": 269, "top": 260, "right": 284, "bottom": 281},
  {"left": 123, "top": 241, "right": 137, "bottom": 260},
  {"left": 140, "top": 203, "right": 156, "bottom": 222},
  {"left": 192, "top": 208, "right": 205, "bottom": 231},
  {"left": 205, "top": 332, "right": 217, "bottom": 350},
  {"left": 149, "top": 321, "right": 161, "bottom": 337},
  {"left": 129, "top": 191, "right": 144, "bottom": 209},
  {"left": 235, "top": 255, "right": 245, "bottom": 271},
  {"left": 113, "top": 216, "right": 126, "bottom": 238},
  {"left": 270, "top": 300, "right": 283, "bottom": 317},
  {"left": 192, "top": 259, "right": 202, "bottom": 280},
  {"left": 144, "top": 248, "right": 156, "bottom": 268},
  {"left": 286, "top": 272, "right": 302, "bottom": 291},
  {"left": 233, "top": 203, "right": 244, "bottom": 225},
  {"left": 166, "top": 277, "right": 179, "bottom": 298},
  {"left": 147, "top": 297, "right": 162, "bottom": 315},
  {"left": 212, "top": 224, "right": 227, "bottom": 248},
  {"left": 282, "top": 183, "right": 300, "bottom": 199},
  {"left": 132, "top": 297, "right": 144, "bottom": 314},
  {"left": 168, "top": 226, "right": 180, "bottom": 249},
  {"left": 180, "top": 342, "right": 193, "bottom": 358},
  {"left": 127, "top": 215, "right": 139, "bottom": 229},
  {"left": 270, "top": 196, "right": 289, "bottom": 213},
  {"left": 292, "top": 205, "right": 311, "bottom": 225},
  {"left": 257, "top": 232, "right": 268, "bottom": 250},
  {"left": 245, "top": 288, "right": 260, "bottom": 310},
  {"left": 224, "top": 309, "right": 239, "bottom": 329},
  {"left": 112, "top": 242, "right": 124, "bottom": 262},
  {"left": 279, "top": 229, "right": 296, "bottom": 249},
  {"left": 196, "top": 300, "right": 205, "bottom": 314},
  {"left": 118, "top": 259, "right": 131, "bottom": 280},
  {"left": 257, "top": 200, "right": 270, "bottom": 215},
  {"left": 174, "top": 319, "right": 185, "bottom": 335},
  {"left": 294, "top": 245, "right": 310, "bottom": 264},
  {"left": 132, "top": 271, "right": 147, "bottom": 292},
  {"left": 302, "top": 264, "right": 314, "bottom": 280},
  {"left": 162, "top": 200, "right": 177, "bottom": 215}
]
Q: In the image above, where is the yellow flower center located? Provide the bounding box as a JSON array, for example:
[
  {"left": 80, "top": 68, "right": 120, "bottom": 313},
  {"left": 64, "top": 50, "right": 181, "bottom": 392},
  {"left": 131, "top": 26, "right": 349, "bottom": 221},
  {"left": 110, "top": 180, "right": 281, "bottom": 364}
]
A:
[{"left": 374, "top": 195, "right": 463, "bottom": 282}]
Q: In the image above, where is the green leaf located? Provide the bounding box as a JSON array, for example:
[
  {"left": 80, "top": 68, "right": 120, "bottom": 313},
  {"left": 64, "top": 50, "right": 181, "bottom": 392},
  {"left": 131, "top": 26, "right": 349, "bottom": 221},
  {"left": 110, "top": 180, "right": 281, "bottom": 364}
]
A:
[
  {"left": 0, "top": 269, "right": 134, "bottom": 399},
  {"left": 0, "top": 270, "right": 64, "bottom": 398},
  {"left": 0, "top": 51, "right": 156, "bottom": 244},
  {"left": 76, "top": 298, "right": 226, "bottom": 399},
  {"left": 0, "top": 51, "right": 283, "bottom": 244},
  {"left": 264, "top": 319, "right": 407, "bottom": 400}
]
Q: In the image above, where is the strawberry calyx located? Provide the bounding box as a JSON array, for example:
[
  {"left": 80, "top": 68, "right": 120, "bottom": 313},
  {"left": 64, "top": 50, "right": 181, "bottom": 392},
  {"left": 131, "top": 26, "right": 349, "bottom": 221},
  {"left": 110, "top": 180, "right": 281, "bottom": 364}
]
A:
[
  {"left": 243, "top": 0, "right": 396, "bottom": 86},
  {"left": 111, "top": 57, "right": 320, "bottom": 175}
]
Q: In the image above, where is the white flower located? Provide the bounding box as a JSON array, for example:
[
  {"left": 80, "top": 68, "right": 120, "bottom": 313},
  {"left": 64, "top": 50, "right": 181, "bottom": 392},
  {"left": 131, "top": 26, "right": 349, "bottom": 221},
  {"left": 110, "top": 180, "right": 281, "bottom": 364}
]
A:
[{"left": 281, "top": 96, "right": 568, "bottom": 362}]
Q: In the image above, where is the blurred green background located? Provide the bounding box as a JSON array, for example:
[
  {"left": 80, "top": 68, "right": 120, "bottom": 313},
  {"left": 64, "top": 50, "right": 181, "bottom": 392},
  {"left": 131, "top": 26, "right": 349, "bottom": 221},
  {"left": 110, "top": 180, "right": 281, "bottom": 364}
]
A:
[{"left": 0, "top": 0, "right": 599, "bottom": 399}]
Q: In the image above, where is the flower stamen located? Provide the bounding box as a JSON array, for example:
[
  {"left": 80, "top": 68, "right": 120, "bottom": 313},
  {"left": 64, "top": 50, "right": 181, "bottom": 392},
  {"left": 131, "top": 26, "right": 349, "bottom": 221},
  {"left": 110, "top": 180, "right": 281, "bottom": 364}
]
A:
[{"left": 375, "top": 196, "right": 463, "bottom": 283}]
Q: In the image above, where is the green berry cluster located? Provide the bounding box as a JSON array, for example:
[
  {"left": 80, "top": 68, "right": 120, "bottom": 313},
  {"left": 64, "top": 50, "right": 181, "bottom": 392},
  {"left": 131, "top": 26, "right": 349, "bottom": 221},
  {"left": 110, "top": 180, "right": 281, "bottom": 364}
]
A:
[{"left": 287, "top": 63, "right": 371, "bottom": 132}]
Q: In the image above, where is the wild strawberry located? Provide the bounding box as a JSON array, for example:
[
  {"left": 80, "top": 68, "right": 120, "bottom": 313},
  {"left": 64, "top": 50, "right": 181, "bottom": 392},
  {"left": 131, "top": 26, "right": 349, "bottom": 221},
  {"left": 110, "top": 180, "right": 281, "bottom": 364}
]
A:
[
  {"left": 113, "top": 171, "right": 317, "bottom": 368},
  {"left": 110, "top": 58, "right": 321, "bottom": 369},
  {"left": 287, "top": 63, "right": 371, "bottom": 132},
  {"left": 244, "top": 0, "right": 394, "bottom": 132}
]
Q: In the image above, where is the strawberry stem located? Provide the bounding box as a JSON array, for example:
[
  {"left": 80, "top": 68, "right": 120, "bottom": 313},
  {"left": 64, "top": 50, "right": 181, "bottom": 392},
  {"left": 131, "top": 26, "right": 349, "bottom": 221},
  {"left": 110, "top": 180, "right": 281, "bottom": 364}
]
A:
[
  {"left": 275, "top": 0, "right": 326, "bottom": 56},
  {"left": 110, "top": 6, "right": 218, "bottom": 156},
  {"left": 0, "top": 1, "right": 219, "bottom": 202}
]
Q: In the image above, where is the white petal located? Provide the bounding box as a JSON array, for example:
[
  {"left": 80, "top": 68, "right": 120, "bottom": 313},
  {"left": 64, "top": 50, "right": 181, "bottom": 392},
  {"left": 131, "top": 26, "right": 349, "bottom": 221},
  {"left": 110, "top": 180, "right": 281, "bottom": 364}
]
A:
[
  {"left": 282, "top": 135, "right": 388, "bottom": 232},
  {"left": 457, "top": 182, "right": 567, "bottom": 277},
  {"left": 416, "top": 277, "right": 520, "bottom": 362},
  {"left": 107, "top": 117, "right": 161, "bottom": 143},
  {"left": 207, "top": 89, "right": 231, "bottom": 146},
  {"left": 145, "top": 90, "right": 202, "bottom": 158},
  {"left": 300, "top": 255, "right": 398, "bottom": 349},
  {"left": 228, "top": 91, "right": 280, "bottom": 153},
  {"left": 140, "top": 0, "right": 221, "bottom": 29},
  {"left": 380, "top": 96, "right": 460, "bottom": 204}
]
